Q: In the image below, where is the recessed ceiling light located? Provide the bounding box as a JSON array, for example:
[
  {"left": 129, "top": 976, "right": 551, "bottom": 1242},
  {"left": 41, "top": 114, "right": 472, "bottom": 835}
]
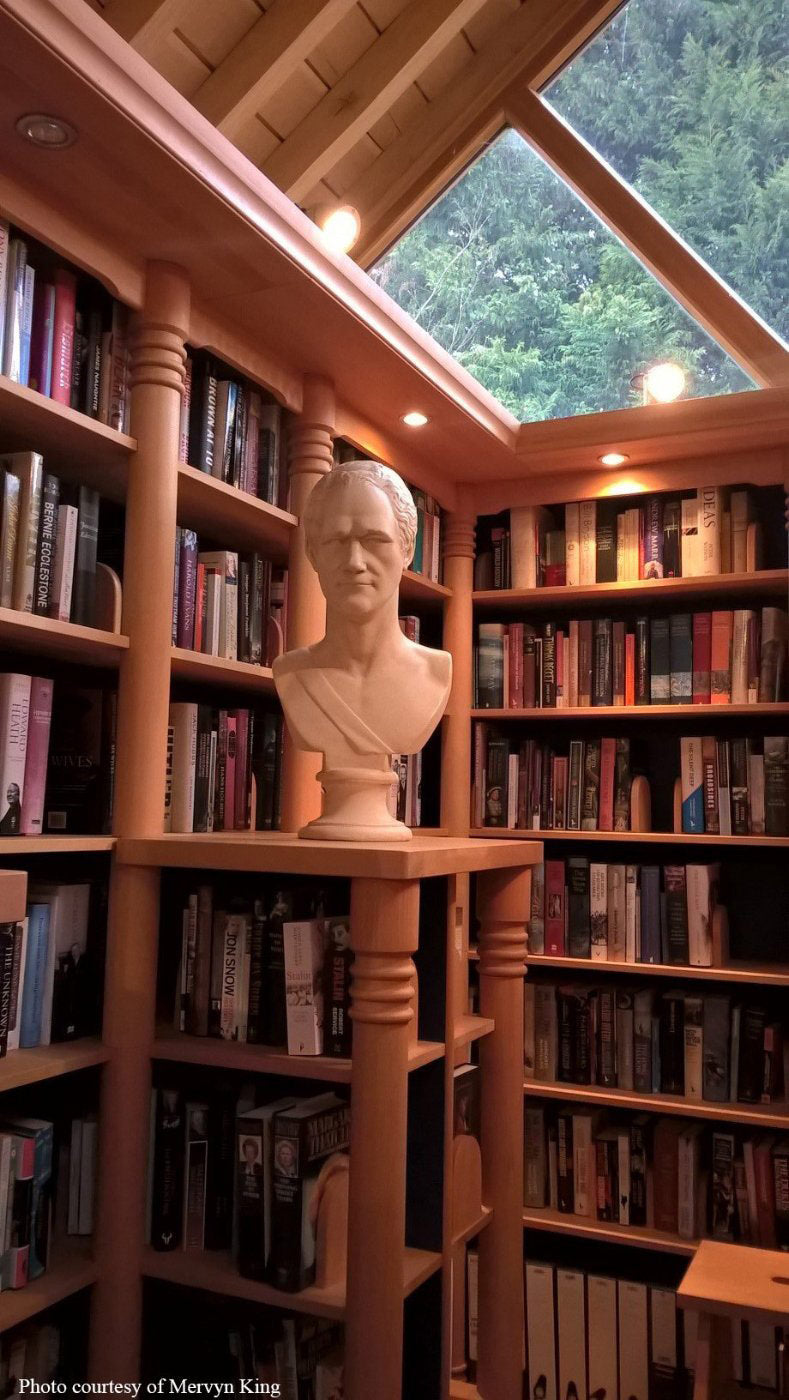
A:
[
  {"left": 15, "top": 113, "right": 77, "bottom": 149},
  {"left": 643, "top": 361, "right": 686, "bottom": 403},
  {"left": 316, "top": 204, "right": 361, "bottom": 254},
  {"left": 402, "top": 411, "right": 429, "bottom": 427},
  {"left": 599, "top": 451, "right": 629, "bottom": 467}
]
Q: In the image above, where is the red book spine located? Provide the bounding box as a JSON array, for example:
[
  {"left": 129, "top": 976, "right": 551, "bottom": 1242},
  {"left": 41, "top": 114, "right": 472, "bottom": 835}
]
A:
[
  {"left": 545, "top": 859, "right": 565, "bottom": 955},
  {"left": 20, "top": 676, "right": 54, "bottom": 836},
  {"left": 233, "top": 709, "right": 249, "bottom": 830},
  {"left": 555, "top": 629, "right": 564, "bottom": 706},
  {"left": 509, "top": 622, "right": 524, "bottom": 708},
  {"left": 692, "top": 612, "right": 712, "bottom": 703},
  {"left": 599, "top": 737, "right": 616, "bottom": 830},
  {"left": 224, "top": 714, "right": 237, "bottom": 831},
  {"left": 625, "top": 633, "right": 635, "bottom": 706},
  {"left": 544, "top": 563, "right": 565, "bottom": 587},
  {"left": 50, "top": 269, "right": 76, "bottom": 405},
  {"left": 193, "top": 563, "right": 206, "bottom": 652},
  {"left": 754, "top": 1142, "right": 777, "bottom": 1248},
  {"left": 613, "top": 620, "right": 626, "bottom": 705}
]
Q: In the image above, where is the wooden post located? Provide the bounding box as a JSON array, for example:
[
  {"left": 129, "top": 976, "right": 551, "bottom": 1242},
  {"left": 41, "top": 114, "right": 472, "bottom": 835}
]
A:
[
  {"left": 89, "top": 263, "right": 189, "bottom": 1379},
  {"left": 279, "top": 374, "right": 334, "bottom": 833},
  {"left": 441, "top": 490, "right": 475, "bottom": 836},
  {"left": 476, "top": 866, "right": 530, "bottom": 1400},
  {"left": 345, "top": 877, "right": 419, "bottom": 1400}
]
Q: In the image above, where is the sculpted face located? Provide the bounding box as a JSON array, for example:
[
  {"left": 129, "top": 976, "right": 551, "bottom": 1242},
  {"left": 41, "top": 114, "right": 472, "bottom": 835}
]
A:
[{"left": 312, "top": 476, "right": 403, "bottom": 620}]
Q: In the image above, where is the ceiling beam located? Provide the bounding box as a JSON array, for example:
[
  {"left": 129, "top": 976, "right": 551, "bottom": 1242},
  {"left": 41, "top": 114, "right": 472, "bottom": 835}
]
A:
[
  {"left": 348, "top": 0, "right": 623, "bottom": 265},
  {"left": 261, "top": 0, "right": 489, "bottom": 204},
  {"left": 505, "top": 87, "right": 789, "bottom": 387},
  {"left": 100, "top": 0, "right": 184, "bottom": 51},
  {"left": 192, "top": 0, "right": 358, "bottom": 138}
]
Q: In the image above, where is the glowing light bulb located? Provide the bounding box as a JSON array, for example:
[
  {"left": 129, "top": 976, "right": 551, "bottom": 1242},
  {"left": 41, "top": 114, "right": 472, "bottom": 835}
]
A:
[
  {"left": 317, "top": 205, "right": 361, "bottom": 254},
  {"left": 599, "top": 451, "right": 629, "bottom": 467},
  {"left": 401, "top": 411, "right": 429, "bottom": 427},
  {"left": 644, "top": 362, "right": 686, "bottom": 403}
]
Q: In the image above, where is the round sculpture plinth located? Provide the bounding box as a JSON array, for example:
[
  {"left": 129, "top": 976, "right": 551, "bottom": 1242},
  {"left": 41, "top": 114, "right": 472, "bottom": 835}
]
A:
[{"left": 299, "top": 767, "right": 412, "bottom": 842}]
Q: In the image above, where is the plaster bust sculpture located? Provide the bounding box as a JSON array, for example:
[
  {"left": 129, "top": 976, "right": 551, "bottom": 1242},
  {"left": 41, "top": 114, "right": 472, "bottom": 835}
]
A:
[{"left": 273, "top": 459, "right": 452, "bottom": 840}]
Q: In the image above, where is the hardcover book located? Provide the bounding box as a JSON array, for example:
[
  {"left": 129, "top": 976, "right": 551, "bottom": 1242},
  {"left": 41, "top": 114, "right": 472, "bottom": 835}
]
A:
[{"left": 268, "top": 1093, "right": 350, "bottom": 1292}]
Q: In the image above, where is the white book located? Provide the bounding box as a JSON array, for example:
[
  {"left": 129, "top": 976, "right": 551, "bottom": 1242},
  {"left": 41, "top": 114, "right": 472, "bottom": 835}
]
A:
[
  {"left": 282, "top": 918, "right": 325, "bottom": 1055},
  {"left": 68, "top": 1118, "right": 83, "bottom": 1234},
  {"left": 607, "top": 864, "right": 626, "bottom": 960},
  {"left": 52, "top": 504, "right": 78, "bottom": 622},
  {"left": 507, "top": 752, "right": 518, "bottom": 828},
  {"left": 730, "top": 489, "right": 751, "bottom": 573},
  {"left": 680, "top": 736, "right": 704, "bottom": 835},
  {"left": 199, "top": 551, "right": 238, "bottom": 660},
  {"left": 627, "top": 507, "right": 640, "bottom": 580},
  {"left": 684, "top": 996, "right": 704, "bottom": 1100},
  {"left": 697, "top": 486, "right": 723, "bottom": 575},
  {"left": 203, "top": 571, "right": 222, "bottom": 656},
  {"left": 567, "top": 620, "right": 578, "bottom": 707},
  {"left": 168, "top": 702, "right": 198, "bottom": 832},
  {"left": 218, "top": 913, "right": 244, "bottom": 1041},
  {"left": 2, "top": 452, "right": 43, "bottom": 613},
  {"left": 1, "top": 240, "right": 25, "bottom": 381},
  {"left": 556, "top": 1269, "right": 586, "bottom": 1400},
  {"left": 686, "top": 864, "right": 718, "bottom": 967},
  {"left": 78, "top": 1116, "right": 98, "bottom": 1234},
  {"left": 525, "top": 1262, "right": 557, "bottom": 1400},
  {"left": 27, "top": 881, "right": 90, "bottom": 1047},
  {"left": 0, "top": 672, "right": 31, "bottom": 833},
  {"left": 579, "top": 500, "right": 596, "bottom": 584},
  {"left": 678, "top": 1124, "right": 704, "bottom": 1238},
  {"left": 721, "top": 509, "right": 731, "bottom": 573},
  {"left": 467, "top": 1248, "right": 479, "bottom": 1363},
  {"left": 618, "top": 1128, "right": 631, "bottom": 1223},
  {"left": 730, "top": 609, "right": 750, "bottom": 702},
  {"left": 572, "top": 1111, "right": 595, "bottom": 1217},
  {"left": 618, "top": 1280, "right": 649, "bottom": 1400},
  {"left": 235, "top": 912, "right": 252, "bottom": 1042},
  {"left": 510, "top": 505, "right": 538, "bottom": 590},
  {"left": 588, "top": 1276, "right": 617, "bottom": 1398},
  {"left": 6, "top": 918, "right": 28, "bottom": 1053},
  {"left": 651, "top": 1286, "right": 678, "bottom": 1384},
  {"left": 681, "top": 496, "right": 698, "bottom": 576},
  {"left": 564, "top": 502, "right": 580, "bottom": 586},
  {"left": 625, "top": 865, "right": 638, "bottom": 962},
  {"left": 590, "top": 863, "right": 608, "bottom": 960}
]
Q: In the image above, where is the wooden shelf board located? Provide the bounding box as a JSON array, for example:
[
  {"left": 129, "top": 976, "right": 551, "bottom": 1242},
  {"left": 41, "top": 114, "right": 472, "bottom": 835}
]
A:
[
  {"left": 152, "top": 1028, "right": 443, "bottom": 1079},
  {"left": 677, "top": 1240, "right": 789, "bottom": 1324},
  {"left": 472, "top": 703, "right": 789, "bottom": 721},
  {"left": 523, "top": 1079, "right": 789, "bottom": 1128},
  {"left": 526, "top": 955, "right": 789, "bottom": 986},
  {"left": 117, "top": 832, "right": 543, "bottom": 880},
  {"left": 452, "top": 1205, "right": 492, "bottom": 1248},
  {"left": 473, "top": 570, "right": 789, "bottom": 613},
  {"left": 177, "top": 466, "right": 296, "bottom": 558},
  {"left": 170, "top": 649, "right": 276, "bottom": 693},
  {"left": 449, "top": 1381, "right": 482, "bottom": 1400},
  {"left": 400, "top": 570, "right": 452, "bottom": 607},
  {"left": 0, "top": 836, "right": 116, "bottom": 855},
  {"left": 454, "top": 1014, "right": 495, "bottom": 1049},
  {"left": 0, "top": 609, "right": 128, "bottom": 667},
  {"left": 141, "top": 1244, "right": 441, "bottom": 1317},
  {"left": 522, "top": 1206, "right": 696, "bottom": 1256},
  {"left": 0, "top": 1240, "right": 96, "bottom": 1335},
  {"left": 471, "top": 829, "right": 789, "bottom": 848},
  {"left": 0, "top": 1038, "right": 107, "bottom": 1090},
  {"left": 0, "top": 376, "right": 134, "bottom": 501}
]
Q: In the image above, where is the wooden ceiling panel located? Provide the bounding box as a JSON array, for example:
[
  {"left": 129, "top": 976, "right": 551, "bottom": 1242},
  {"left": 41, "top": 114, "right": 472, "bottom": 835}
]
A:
[
  {"left": 174, "top": 0, "right": 260, "bottom": 70},
  {"left": 302, "top": 178, "right": 344, "bottom": 208},
  {"left": 326, "top": 133, "right": 383, "bottom": 197},
  {"left": 358, "top": 0, "right": 410, "bottom": 28},
  {"left": 416, "top": 29, "right": 474, "bottom": 100},
  {"left": 155, "top": 28, "right": 210, "bottom": 98},
  {"left": 257, "top": 61, "right": 327, "bottom": 141},
  {"left": 463, "top": 0, "right": 521, "bottom": 52},
  {"left": 367, "top": 109, "right": 404, "bottom": 151},
  {"left": 386, "top": 84, "right": 429, "bottom": 133},
  {"left": 233, "top": 111, "right": 280, "bottom": 167},
  {"left": 307, "top": 4, "right": 380, "bottom": 86}
]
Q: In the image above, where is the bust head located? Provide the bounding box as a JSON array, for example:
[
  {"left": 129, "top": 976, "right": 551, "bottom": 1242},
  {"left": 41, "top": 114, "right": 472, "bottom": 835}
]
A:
[{"left": 303, "top": 460, "right": 417, "bottom": 620}]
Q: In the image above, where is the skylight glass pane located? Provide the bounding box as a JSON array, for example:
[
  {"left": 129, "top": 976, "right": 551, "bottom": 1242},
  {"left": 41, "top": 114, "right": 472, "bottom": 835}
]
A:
[
  {"left": 546, "top": 0, "right": 788, "bottom": 341},
  {"left": 372, "top": 128, "right": 752, "bottom": 422}
]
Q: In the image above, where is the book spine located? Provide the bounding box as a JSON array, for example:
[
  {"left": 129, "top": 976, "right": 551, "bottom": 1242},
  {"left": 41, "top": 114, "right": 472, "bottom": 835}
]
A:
[
  {"left": 49, "top": 504, "right": 77, "bottom": 621},
  {"left": 50, "top": 271, "right": 76, "bottom": 405},
  {"left": 579, "top": 501, "right": 596, "bottom": 585},
  {"left": 19, "top": 677, "right": 53, "bottom": 837},
  {"left": 680, "top": 737, "right": 704, "bottom": 834},
  {"left": 71, "top": 487, "right": 99, "bottom": 627},
  {"left": 33, "top": 474, "right": 59, "bottom": 617},
  {"left": 692, "top": 612, "right": 712, "bottom": 703},
  {"left": 635, "top": 617, "right": 650, "bottom": 704}
]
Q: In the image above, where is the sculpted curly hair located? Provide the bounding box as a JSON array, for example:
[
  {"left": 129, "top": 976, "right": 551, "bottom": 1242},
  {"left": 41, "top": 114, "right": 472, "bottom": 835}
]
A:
[{"left": 303, "top": 459, "right": 418, "bottom": 569}]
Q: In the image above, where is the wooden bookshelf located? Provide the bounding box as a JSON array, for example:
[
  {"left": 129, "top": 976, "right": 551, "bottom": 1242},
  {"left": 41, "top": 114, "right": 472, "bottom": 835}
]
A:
[
  {"left": 472, "top": 702, "right": 789, "bottom": 721},
  {"left": 473, "top": 568, "right": 789, "bottom": 613},
  {"left": 472, "top": 828, "right": 789, "bottom": 847},
  {"left": 525, "top": 954, "right": 789, "bottom": 986},
  {"left": 0, "top": 1240, "right": 97, "bottom": 1336},
  {"left": 522, "top": 1206, "right": 697, "bottom": 1257},
  {"left": 453, "top": 1014, "right": 495, "bottom": 1050},
  {"left": 0, "top": 836, "right": 116, "bottom": 856},
  {"left": 0, "top": 374, "right": 134, "bottom": 499},
  {"left": 523, "top": 1079, "right": 789, "bottom": 1128},
  {"left": 176, "top": 464, "right": 297, "bottom": 558},
  {"left": 452, "top": 1206, "right": 493, "bottom": 1249},
  {"left": 152, "top": 1026, "right": 445, "bottom": 1079},
  {"left": 0, "top": 1039, "right": 108, "bottom": 1091},
  {"left": 400, "top": 569, "right": 452, "bottom": 607},
  {"left": 169, "top": 648, "right": 276, "bottom": 693},
  {"left": 0, "top": 610, "right": 129, "bottom": 667}
]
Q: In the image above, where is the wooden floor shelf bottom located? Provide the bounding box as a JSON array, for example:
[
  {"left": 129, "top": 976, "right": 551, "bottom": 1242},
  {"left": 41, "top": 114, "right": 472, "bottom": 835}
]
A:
[
  {"left": 141, "top": 1245, "right": 442, "bottom": 1319},
  {"left": 0, "top": 1242, "right": 97, "bottom": 1334}
]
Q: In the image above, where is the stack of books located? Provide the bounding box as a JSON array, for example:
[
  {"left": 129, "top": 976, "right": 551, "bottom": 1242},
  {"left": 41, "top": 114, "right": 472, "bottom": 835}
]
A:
[
  {"left": 680, "top": 734, "right": 788, "bottom": 835},
  {"left": 473, "top": 729, "right": 634, "bottom": 831},
  {"left": 181, "top": 351, "right": 285, "bottom": 507},
  {"left": 4, "top": 881, "right": 98, "bottom": 1054},
  {"left": 172, "top": 530, "right": 288, "bottom": 665},
  {"left": 166, "top": 703, "right": 283, "bottom": 834},
  {"left": 0, "top": 453, "right": 102, "bottom": 627}
]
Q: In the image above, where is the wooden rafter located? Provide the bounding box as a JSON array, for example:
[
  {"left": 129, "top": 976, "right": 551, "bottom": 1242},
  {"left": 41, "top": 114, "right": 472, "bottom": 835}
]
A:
[
  {"left": 100, "top": 0, "right": 183, "bottom": 52},
  {"left": 262, "top": 0, "right": 489, "bottom": 204},
  {"left": 350, "top": 0, "right": 623, "bottom": 266},
  {"left": 192, "top": 0, "right": 359, "bottom": 138},
  {"left": 505, "top": 87, "right": 789, "bottom": 388}
]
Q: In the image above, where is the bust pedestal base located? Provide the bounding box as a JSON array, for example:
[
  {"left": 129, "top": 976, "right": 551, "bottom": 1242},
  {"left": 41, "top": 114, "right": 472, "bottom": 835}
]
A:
[{"left": 299, "top": 766, "right": 412, "bottom": 842}]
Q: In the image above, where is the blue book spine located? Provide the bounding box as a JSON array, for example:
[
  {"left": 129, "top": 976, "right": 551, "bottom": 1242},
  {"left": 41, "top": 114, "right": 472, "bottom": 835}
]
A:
[
  {"left": 20, "top": 266, "right": 34, "bottom": 387},
  {"left": 639, "top": 866, "right": 661, "bottom": 963},
  {"left": 19, "top": 905, "right": 50, "bottom": 1048},
  {"left": 681, "top": 737, "right": 705, "bottom": 833}
]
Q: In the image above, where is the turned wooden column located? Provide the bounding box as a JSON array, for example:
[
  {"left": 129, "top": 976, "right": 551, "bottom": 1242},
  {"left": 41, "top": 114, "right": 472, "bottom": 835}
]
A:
[
  {"left": 441, "top": 491, "right": 475, "bottom": 835},
  {"left": 279, "top": 374, "right": 334, "bottom": 832},
  {"left": 345, "top": 877, "right": 420, "bottom": 1400},
  {"left": 89, "top": 264, "right": 189, "bottom": 1379},
  {"left": 476, "top": 866, "right": 530, "bottom": 1400}
]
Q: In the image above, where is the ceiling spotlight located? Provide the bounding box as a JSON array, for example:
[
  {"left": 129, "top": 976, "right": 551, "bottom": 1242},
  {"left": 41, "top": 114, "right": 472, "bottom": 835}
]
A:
[
  {"left": 15, "top": 113, "right": 77, "bottom": 149},
  {"left": 633, "top": 361, "right": 687, "bottom": 404},
  {"left": 316, "top": 204, "right": 361, "bottom": 254},
  {"left": 599, "top": 451, "right": 629, "bottom": 467},
  {"left": 402, "top": 411, "right": 429, "bottom": 427}
]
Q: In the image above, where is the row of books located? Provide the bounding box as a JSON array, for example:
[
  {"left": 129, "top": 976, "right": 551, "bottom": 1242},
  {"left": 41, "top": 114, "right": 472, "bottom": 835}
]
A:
[
  {"left": 473, "top": 728, "right": 634, "bottom": 831},
  {"left": 226, "top": 1316, "right": 343, "bottom": 1400},
  {"left": 2, "top": 882, "right": 96, "bottom": 1055},
  {"left": 385, "top": 615, "right": 426, "bottom": 828},
  {"left": 524, "top": 1260, "right": 777, "bottom": 1397},
  {"left": 0, "top": 454, "right": 101, "bottom": 626},
  {"left": 0, "top": 1112, "right": 96, "bottom": 1298},
  {"left": 527, "top": 858, "right": 720, "bottom": 965},
  {"left": 525, "top": 982, "right": 785, "bottom": 1104},
  {"left": 334, "top": 441, "right": 443, "bottom": 584},
  {"left": 173, "top": 885, "right": 351, "bottom": 1057},
  {"left": 680, "top": 734, "right": 788, "bottom": 836},
  {"left": 172, "top": 530, "right": 288, "bottom": 665},
  {"left": 1, "top": 1318, "right": 65, "bottom": 1394},
  {"left": 0, "top": 224, "right": 129, "bottom": 432},
  {"left": 181, "top": 351, "right": 285, "bottom": 508},
  {"left": 149, "top": 1086, "right": 350, "bottom": 1294},
  {"left": 166, "top": 703, "right": 282, "bottom": 833},
  {"left": 0, "top": 674, "right": 116, "bottom": 837},
  {"left": 479, "top": 485, "right": 760, "bottom": 590},
  {"left": 526, "top": 1103, "right": 789, "bottom": 1253},
  {"left": 475, "top": 606, "right": 787, "bottom": 709}
]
